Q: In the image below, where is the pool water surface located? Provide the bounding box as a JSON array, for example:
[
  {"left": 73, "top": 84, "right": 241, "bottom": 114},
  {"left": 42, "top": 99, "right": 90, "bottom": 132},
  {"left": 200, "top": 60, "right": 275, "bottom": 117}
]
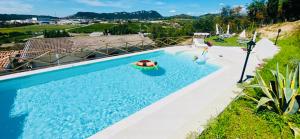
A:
[{"left": 0, "top": 51, "right": 219, "bottom": 139}]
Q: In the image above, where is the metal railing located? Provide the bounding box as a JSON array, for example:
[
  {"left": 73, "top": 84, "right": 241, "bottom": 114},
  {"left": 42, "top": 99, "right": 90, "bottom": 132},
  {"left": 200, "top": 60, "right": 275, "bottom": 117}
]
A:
[{"left": 0, "top": 36, "right": 192, "bottom": 76}]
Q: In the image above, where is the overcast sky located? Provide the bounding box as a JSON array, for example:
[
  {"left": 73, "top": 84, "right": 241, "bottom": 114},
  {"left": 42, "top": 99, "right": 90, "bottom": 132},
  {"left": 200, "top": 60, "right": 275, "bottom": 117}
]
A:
[{"left": 0, "top": 0, "right": 252, "bottom": 17}]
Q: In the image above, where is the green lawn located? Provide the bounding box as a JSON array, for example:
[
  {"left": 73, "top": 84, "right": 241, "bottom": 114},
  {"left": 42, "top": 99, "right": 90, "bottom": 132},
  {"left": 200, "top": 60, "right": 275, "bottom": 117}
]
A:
[
  {"left": 205, "top": 36, "right": 247, "bottom": 47},
  {"left": 0, "top": 24, "right": 78, "bottom": 33},
  {"left": 197, "top": 30, "right": 300, "bottom": 139}
]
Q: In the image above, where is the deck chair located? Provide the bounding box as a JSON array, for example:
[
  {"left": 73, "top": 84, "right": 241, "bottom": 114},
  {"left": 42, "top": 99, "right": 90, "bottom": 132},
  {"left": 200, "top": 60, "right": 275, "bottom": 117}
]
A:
[{"left": 192, "top": 38, "right": 208, "bottom": 48}]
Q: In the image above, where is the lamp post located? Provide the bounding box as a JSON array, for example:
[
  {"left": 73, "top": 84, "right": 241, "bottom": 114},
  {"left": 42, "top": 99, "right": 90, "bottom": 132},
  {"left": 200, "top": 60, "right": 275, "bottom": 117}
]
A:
[
  {"left": 274, "top": 29, "right": 281, "bottom": 45},
  {"left": 238, "top": 32, "right": 257, "bottom": 83}
]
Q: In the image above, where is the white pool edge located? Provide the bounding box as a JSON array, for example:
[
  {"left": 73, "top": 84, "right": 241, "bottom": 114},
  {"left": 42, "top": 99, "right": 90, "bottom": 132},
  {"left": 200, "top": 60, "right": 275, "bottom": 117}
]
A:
[{"left": 0, "top": 48, "right": 167, "bottom": 81}]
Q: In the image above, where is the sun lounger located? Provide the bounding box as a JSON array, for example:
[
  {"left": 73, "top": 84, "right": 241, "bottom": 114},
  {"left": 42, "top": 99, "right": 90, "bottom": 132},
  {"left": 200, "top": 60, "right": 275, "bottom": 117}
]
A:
[{"left": 192, "top": 38, "right": 208, "bottom": 48}]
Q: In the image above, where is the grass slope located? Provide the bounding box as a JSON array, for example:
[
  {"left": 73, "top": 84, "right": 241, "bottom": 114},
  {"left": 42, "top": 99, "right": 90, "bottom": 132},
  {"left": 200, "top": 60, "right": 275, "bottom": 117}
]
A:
[{"left": 198, "top": 28, "right": 300, "bottom": 139}]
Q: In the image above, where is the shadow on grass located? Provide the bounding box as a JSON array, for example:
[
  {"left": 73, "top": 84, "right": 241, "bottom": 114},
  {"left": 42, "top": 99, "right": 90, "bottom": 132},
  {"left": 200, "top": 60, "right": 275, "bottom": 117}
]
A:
[
  {"left": 0, "top": 90, "right": 27, "bottom": 139},
  {"left": 213, "top": 38, "right": 227, "bottom": 43}
]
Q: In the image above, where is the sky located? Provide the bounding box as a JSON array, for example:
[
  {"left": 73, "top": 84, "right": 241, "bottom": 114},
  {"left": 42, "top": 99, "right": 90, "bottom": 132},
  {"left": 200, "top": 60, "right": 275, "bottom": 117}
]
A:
[{"left": 0, "top": 0, "right": 252, "bottom": 17}]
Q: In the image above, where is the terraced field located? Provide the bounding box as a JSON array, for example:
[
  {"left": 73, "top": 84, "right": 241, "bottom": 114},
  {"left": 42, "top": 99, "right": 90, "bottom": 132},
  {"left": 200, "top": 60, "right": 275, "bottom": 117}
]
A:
[
  {"left": 69, "top": 23, "right": 152, "bottom": 33},
  {"left": 0, "top": 24, "right": 78, "bottom": 33}
]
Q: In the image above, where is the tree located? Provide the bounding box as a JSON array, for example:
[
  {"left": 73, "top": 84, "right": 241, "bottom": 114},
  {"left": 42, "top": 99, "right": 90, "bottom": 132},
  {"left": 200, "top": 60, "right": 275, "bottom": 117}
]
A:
[
  {"left": 277, "top": 0, "right": 289, "bottom": 21},
  {"left": 108, "top": 24, "right": 136, "bottom": 35},
  {"left": 232, "top": 6, "right": 243, "bottom": 16},
  {"left": 284, "top": 0, "right": 300, "bottom": 21},
  {"left": 44, "top": 30, "right": 70, "bottom": 38},
  {"left": 149, "top": 24, "right": 165, "bottom": 39},
  {"left": 220, "top": 6, "right": 233, "bottom": 24},
  {"left": 266, "top": 0, "right": 279, "bottom": 23},
  {"left": 247, "top": 0, "right": 267, "bottom": 25},
  {"left": 221, "top": 6, "right": 232, "bottom": 17},
  {"left": 193, "top": 15, "right": 216, "bottom": 33}
]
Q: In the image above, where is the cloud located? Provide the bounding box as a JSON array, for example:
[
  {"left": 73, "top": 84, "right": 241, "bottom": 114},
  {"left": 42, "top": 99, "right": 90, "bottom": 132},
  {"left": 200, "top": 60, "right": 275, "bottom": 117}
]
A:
[
  {"left": 169, "top": 10, "right": 176, "bottom": 13},
  {"left": 76, "top": 0, "right": 126, "bottom": 8},
  {"left": 76, "top": 0, "right": 104, "bottom": 6},
  {"left": 219, "top": 3, "right": 225, "bottom": 6},
  {"left": 155, "top": 1, "right": 165, "bottom": 5},
  {"left": 0, "top": 1, "right": 33, "bottom": 14},
  {"left": 187, "top": 12, "right": 192, "bottom": 15}
]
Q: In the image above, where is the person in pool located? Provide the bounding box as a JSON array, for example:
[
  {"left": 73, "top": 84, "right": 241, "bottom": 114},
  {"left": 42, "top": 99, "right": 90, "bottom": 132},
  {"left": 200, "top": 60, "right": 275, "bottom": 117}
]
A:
[{"left": 136, "top": 60, "right": 157, "bottom": 67}]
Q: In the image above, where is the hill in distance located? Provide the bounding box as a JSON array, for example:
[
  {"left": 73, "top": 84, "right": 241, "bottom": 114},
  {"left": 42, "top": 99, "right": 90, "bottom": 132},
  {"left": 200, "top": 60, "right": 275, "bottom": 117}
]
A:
[
  {"left": 68, "top": 10, "right": 163, "bottom": 20},
  {"left": 0, "top": 11, "right": 217, "bottom": 21},
  {"left": 167, "top": 14, "right": 197, "bottom": 19},
  {"left": 0, "top": 14, "right": 57, "bottom": 21}
]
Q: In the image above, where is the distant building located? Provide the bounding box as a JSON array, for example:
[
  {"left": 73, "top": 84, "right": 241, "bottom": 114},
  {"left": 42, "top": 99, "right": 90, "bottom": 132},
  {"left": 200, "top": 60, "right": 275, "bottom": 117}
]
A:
[
  {"left": 100, "top": 21, "right": 109, "bottom": 24},
  {"left": 32, "top": 17, "right": 38, "bottom": 22},
  {"left": 89, "top": 32, "right": 104, "bottom": 37},
  {"left": 38, "top": 18, "right": 52, "bottom": 24},
  {"left": 57, "top": 19, "right": 80, "bottom": 25},
  {"left": 31, "top": 17, "right": 38, "bottom": 24},
  {"left": 149, "top": 20, "right": 163, "bottom": 23},
  {"left": 139, "top": 32, "right": 151, "bottom": 37},
  {"left": 6, "top": 20, "right": 25, "bottom": 24}
]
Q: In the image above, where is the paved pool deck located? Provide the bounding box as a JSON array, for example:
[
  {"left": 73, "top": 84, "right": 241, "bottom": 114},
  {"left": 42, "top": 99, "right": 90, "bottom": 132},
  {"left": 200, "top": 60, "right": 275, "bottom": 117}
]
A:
[{"left": 89, "top": 38, "right": 279, "bottom": 139}]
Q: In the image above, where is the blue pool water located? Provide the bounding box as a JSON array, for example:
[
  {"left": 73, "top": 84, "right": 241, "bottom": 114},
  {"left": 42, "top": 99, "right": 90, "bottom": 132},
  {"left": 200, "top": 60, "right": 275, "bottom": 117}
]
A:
[{"left": 0, "top": 51, "right": 219, "bottom": 139}]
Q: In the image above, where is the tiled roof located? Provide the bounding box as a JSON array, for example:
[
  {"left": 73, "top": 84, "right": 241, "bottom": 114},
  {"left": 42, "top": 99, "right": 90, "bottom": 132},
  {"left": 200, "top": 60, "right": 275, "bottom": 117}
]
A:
[
  {"left": 21, "top": 34, "right": 154, "bottom": 59},
  {"left": 0, "top": 51, "right": 20, "bottom": 71}
]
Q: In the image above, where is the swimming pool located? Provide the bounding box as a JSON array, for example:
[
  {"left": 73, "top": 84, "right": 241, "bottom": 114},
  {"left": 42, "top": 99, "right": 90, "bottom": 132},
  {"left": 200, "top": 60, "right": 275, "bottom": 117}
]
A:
[{"left": 0, "top": 50, "right": 219, "bottom": 139}]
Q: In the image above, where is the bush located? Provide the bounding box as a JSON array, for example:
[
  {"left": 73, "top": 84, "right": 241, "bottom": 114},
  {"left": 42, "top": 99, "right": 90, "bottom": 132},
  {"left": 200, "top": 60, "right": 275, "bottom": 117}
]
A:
[
  {"left": 108, "top": 24, "right": 137, "bottom": 35},
  {"left": 44, "top": 30, "right": 70, "bottom": 38}
]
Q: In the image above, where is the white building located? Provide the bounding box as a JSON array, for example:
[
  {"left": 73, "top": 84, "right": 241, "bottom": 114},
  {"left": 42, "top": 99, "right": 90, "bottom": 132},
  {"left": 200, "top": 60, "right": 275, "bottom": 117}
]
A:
[
  {"left": 89, "top": 32, "right": 104, "bottom": 37},
  {"left": 57, "top": 19, "right": 80, "bottom": 25}
]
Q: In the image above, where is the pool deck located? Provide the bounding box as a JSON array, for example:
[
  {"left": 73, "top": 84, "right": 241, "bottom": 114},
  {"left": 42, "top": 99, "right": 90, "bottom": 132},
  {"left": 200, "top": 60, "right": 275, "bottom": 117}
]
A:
[
  {"left": 0, "top": 38, "right": 279, "bottom": 139},
  {"left": 89, "top": 38, "right": 279, "bottom": 139}
]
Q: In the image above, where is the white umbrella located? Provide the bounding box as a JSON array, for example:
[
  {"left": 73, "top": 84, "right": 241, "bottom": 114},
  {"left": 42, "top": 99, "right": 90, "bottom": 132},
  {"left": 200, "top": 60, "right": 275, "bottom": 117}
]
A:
[
  {"left": 252, "top": 31, "right": 257, "bottom": 42},
  {"left": 239, "top": 30, "right": 246, "bottom": 38},
  {"left": 216, "top": 24, "right": 219, "bottom": 35},
  {"left": 56, "top": 53, "right": 60, "bottom": 65},
  {"left": 226, "top": 24, "right": 230, "bottom": 35}
]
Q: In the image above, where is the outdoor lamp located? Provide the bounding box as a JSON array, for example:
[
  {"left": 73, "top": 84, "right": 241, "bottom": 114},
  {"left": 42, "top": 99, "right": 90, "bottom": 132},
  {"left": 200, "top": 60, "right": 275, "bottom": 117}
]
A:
[
  {"left": 275, "top": 29, "right": 281, "bottom": 45},
  {"left": 238, "top": 32, "right": 257, "bottom": 83}
]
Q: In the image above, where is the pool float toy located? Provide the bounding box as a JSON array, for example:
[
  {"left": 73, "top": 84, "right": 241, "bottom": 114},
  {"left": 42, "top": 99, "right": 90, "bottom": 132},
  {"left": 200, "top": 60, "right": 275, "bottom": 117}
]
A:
[
  {"left": 132, "top": 60, "right": 158, "bottom": 70},
  {"left": 193, "top": 47, "right": 209, "bottom": 64}
]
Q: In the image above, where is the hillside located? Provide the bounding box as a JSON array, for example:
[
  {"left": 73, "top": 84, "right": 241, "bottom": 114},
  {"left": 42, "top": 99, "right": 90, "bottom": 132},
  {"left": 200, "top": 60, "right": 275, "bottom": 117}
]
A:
[
  {"left": 0, "top": 14, "right": 57, "bottom": 21},
  {"left": 167, "top": 14, "right": 196, "bottom": 19},
  {"left": 258, "top": 20, "right": 300, "bottom": 39},
  {"left": 68, "top": 10, "right": 163, "bottom": 20}
]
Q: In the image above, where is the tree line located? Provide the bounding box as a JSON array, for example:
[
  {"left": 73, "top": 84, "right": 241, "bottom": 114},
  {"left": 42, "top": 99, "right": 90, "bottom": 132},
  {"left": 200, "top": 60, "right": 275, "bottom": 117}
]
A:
[
  {"left": 151, "top": 0, "right": 299, "bottom": 38},
  {"left": 248, "top": 0, "right": 299, "bottom": 24},
  {"left": 70, "top": 0, "right": 300, "bottom": 39}
]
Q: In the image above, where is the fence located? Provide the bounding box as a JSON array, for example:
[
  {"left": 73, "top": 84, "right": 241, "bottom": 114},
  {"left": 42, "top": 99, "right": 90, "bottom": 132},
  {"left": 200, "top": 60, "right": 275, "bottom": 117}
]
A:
[{"left": 0, "top": 36, "right": 192, "bottom": 76}]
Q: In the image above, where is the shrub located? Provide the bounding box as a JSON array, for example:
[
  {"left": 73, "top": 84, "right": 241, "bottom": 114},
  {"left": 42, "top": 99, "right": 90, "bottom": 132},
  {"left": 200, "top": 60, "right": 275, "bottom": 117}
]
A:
[
  {"left": 244, "top": 63, "right": 300, "bottom": 137},
  {"left": 246, "top": 63, "right": 299, "bottom": 115}
]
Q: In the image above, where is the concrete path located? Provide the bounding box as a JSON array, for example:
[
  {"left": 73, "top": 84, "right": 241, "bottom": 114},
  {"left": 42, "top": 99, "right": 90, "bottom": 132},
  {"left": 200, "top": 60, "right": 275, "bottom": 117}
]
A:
[{"left": 89, "top": 38, "right": 279, "bottom": 139}]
